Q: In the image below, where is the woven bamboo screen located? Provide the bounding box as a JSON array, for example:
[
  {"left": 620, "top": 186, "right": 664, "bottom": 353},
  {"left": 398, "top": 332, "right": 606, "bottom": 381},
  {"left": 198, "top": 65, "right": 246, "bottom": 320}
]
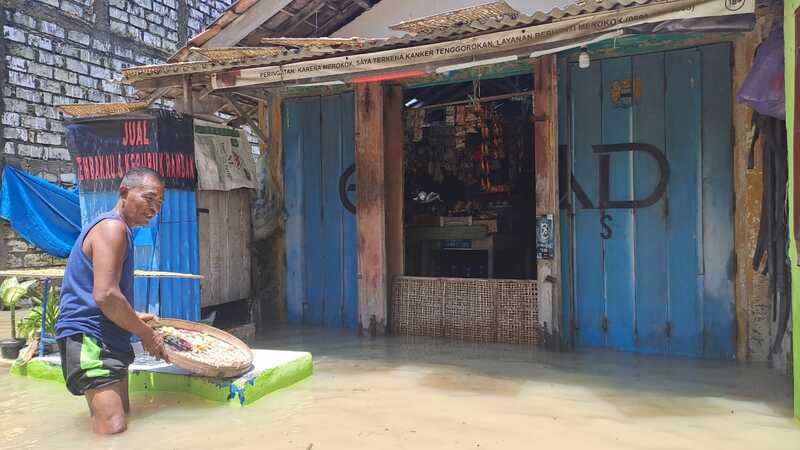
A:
[{"left": 391, "top": 277, "right": 539, "bottom": 345}]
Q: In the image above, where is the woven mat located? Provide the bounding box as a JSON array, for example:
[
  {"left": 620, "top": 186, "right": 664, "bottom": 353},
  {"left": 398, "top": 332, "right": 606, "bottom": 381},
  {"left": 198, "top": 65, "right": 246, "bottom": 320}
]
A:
[{"left": 392, "top": 276, "right": 540, "bottom": 345}]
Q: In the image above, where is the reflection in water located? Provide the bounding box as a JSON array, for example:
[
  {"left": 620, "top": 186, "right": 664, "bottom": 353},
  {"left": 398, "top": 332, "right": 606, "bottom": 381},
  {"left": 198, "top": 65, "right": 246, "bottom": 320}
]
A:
[{"left": 1, "top": 326, "right": 797, "bottom": 450}]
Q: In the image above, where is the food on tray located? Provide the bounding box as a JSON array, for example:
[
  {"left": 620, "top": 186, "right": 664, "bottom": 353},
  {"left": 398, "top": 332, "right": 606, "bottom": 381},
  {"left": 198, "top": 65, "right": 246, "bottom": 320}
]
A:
[{"left": 154, "top": 325, "right": 250, "bottom": 368}]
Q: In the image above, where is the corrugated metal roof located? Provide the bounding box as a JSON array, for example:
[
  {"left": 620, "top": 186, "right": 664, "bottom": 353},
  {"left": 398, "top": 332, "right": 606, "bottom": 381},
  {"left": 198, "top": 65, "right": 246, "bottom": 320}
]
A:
[
  {"left": 193, "top": 47, "right": 288, "bottom": 62},
  {"left": 59, "top": 101, "right": 150, "bottom": 117},
  {"left": 260, "top": 37, "right": 387, "bottom": 48},
  {"left": 388, "top": 1, "right": 520, "bottom": 35},
  {"left": 120, "top": 0, "right": 666, "bottom": 84}
]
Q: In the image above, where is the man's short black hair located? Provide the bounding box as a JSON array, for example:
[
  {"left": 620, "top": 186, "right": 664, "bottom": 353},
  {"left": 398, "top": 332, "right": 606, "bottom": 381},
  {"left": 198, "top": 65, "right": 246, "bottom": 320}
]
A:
[{"left": 120, "top": 167, "right": 163, "bottom": 190}]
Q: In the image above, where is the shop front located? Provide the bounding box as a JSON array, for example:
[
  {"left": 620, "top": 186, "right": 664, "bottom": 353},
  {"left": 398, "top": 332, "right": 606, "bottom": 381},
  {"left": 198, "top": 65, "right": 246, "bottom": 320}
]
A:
[{"left": 86, "top": 0, "right": 767, "bottom": 355}]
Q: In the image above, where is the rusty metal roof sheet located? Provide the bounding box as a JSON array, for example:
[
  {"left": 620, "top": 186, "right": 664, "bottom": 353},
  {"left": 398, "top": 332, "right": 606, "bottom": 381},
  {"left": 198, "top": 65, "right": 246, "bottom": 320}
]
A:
[
  {"left": 260, "top": 37, "right": 387, "bottom": 49},
  {"left": 192, "top": 46, "right": 289, "bottom": 62},
  {"left": 388, "top": 1, "right": 520, "bottom": 35},
  {"left": 58, "top": 101, "right": 150, "bottom": 118}
]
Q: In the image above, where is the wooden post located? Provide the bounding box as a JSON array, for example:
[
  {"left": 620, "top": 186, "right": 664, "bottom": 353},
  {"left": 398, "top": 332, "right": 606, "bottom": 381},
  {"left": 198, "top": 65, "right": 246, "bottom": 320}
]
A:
[
  {"left": 533, "top": 55, "right": 562, "bottom": 350},
  {"left": 267, "top": 93, "right": 287, "bottom": 323},
  {"left": 182, "top": 76, "right": 193, "bottom": 114},
  {"left": 733, "top": 28, "right": 769, "bottom": 362},
  {"left": 355, "top": 82, "right": 388, "bottom": 337},
  {"left": 258, "top": 100, "right": 268, "bottom": 155},
  {"left": 384, "top": 85, "right": 404, "bottom": 305}
]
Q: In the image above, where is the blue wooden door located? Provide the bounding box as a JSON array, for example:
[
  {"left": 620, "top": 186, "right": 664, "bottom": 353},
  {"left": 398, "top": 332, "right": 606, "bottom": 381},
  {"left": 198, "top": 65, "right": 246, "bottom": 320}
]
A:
[
  {"left": 283, "top": 93, "right": 358, "bottom": 329},
  {"left": 560, "top": 44, "right": 735, "bottom": 358}
]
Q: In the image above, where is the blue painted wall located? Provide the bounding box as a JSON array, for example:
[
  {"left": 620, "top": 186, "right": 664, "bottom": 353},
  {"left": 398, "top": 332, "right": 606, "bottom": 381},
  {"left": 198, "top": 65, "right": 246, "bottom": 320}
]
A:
[
  {"left": 80, "top": 190, "right": 201, "bottom": 321},
  {"left": 283, "top": 93, "right": 358, "bottom": 329},
  {"left": 560, "top": 44, "right": 735, "bottom": 358}
]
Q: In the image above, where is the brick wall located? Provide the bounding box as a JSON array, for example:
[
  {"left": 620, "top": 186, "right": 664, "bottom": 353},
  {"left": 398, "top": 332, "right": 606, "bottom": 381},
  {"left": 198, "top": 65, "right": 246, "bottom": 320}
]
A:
[{"left": 0, "top": 0, "right": 232, "bottom": 269}]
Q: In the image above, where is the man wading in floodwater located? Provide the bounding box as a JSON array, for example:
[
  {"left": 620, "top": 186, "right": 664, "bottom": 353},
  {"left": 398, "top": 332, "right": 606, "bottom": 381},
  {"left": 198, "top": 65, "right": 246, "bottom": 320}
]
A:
[{"left": 55, "top": 167, "right": 168, "bottom": 435}]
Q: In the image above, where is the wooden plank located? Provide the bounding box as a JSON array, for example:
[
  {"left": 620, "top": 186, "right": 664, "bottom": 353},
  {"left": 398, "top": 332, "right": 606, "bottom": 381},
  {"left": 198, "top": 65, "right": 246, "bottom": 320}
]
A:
[
  {"left": 384, "top": 84, "right": 405, "bottom": 293},
  {"left": 269, "top": 93, "right": 287, "bottom": 323},
  {"left": 321, "top": 94, "right": 346, "bottom": 327},
  {"left": 601, "top": 56, "right": 636, "bottom": 352},
  {"left": 203, "top": 0, "right": 293, "bottom": 48},
  {"left": 700, "top": 44, "right": 735, "bottom": 359},
  {"left": 355, "top": 82, "right": 388, "bottom": 337},
  {"left": 198, "top": 192, "right": 212, "bottom": 307},
  {"left": 732, "top": 30, "right": 767, "bottom": 361},
  {"left": 231, "top": 190, "right": 248, "bottom": 302},
  {"left": 665, "top": 48, "right": 702, "bottom": 357},
  {"left": 258, "top": 100, "right": 267, "bottom": 155},
  {"left": 183, "top": 77, "right": 193, "bottom": 114},
  {"left": 243, "top": 190, "right": 253, "bottom": 301},
  {"left": 631, "top": 52, "right": 669, "bottom": 354},
  {"left": 210, "top": 193, "right": 225, "bottom": 306},
  {"left": 222, "top": 94, "right": 270, "bottom": 147},
  {"left": 283, "top": 97, "right": 307, "bottom": 325},
  {"left": 223, "top": 192, "right": 234, "bottom": 306},
  {"left": 570, "top": 61, "right": 604, "bottom": 348},
  {"left": 533, "top": 54, "right": 562, "bottom": 349},
  {"left": 341, "top": 92, "right": 359, "bottom": 330}
]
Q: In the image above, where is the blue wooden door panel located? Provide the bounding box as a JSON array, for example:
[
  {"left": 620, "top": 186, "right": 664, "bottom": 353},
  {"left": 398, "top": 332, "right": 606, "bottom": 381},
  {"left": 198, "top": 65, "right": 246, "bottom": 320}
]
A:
[
  {"left": 564, "top": 45, "right": 735, "bottom": 358},
  {"left": 302, "top": 97, "right": 325, "bottom": 326},
  {"left": 700, "top": 44, "right": 736, "bottom": 358},
  {"left": 665, "top": 48, "right": 703, "bottom": 357},
  {"left": 557, "top": 59, "right": 574, "bottom": 344},
  {"left": 570, "top": 63, "right": 605, "bottom": 347},
  {"left": 632, "top": 52, "right": 669, "bottom": 354},
  {"left": 284, "top": 98, "right": 308, "bottom": 325},
  {"left": 340, "top": 93, "right": 359, "bottom": 330},
  {"left": 321, "top": 95, "right": 345, "bottom": 328},
  {"left": 601, "top": 57, "right": 636, "bottom": 351},
  {"left": 284, "top": 93, "right": 358, "bottom": 329}
]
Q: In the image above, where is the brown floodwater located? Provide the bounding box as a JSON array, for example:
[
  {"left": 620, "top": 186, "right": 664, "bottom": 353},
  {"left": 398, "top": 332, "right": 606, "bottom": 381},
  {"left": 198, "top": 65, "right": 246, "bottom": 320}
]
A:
[{"left": 1, "top": 325, "right": 798, "bottom": 450}]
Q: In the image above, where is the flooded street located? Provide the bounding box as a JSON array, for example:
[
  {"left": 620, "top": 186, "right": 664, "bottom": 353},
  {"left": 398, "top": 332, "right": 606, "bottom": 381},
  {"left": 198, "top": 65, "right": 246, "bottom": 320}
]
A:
[{"left": 1, "top": 325, "right": 798, "bottom": 450}]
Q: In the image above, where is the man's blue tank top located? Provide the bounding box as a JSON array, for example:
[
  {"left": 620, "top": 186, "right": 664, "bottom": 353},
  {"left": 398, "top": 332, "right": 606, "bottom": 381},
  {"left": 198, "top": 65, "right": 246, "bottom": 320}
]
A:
[{"left": 55, "top": 211, "right": 135, "bottom": 351}]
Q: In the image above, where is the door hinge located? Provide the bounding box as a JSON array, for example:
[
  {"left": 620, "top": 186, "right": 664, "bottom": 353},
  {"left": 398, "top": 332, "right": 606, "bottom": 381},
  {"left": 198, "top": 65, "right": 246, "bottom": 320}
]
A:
[
  {"left": 601, "top": 317, "right": 608, "bottom": 333},
  {"left": 664, "top": 321, "right": 672, "bottom": 338}
]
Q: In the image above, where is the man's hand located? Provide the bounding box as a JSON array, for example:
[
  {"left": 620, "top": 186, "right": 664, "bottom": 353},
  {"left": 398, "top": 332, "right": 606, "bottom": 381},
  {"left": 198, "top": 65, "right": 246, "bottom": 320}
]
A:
[
  {"left": 140, "top": 327, "right": 168, "bottom": 362},
  {"left": 136, "top": 312, "right": 158, "bottom": 323}
]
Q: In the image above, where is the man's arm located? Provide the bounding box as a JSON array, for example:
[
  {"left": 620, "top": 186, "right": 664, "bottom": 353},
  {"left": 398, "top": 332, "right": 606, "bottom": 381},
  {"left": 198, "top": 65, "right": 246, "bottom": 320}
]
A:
[{"left": 89, "top": 220, "right": 166, "bottom": 359}]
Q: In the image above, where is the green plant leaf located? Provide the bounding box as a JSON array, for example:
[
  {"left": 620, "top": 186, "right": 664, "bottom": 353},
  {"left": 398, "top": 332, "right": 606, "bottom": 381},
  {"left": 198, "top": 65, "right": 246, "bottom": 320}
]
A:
[{"left": 1, "top": 278, "right": 38, "bottom": 308}]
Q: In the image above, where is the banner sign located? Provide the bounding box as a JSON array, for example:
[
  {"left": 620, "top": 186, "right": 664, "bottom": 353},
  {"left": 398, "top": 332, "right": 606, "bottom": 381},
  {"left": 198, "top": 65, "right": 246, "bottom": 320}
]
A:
[
  {"left": 193, "top": 120, "right": 258, "bottom": 191},
  {"left": 66, "top": 114, "right": 197, "bottom": 192},
  {"left": 212, "top": 0, "right": 753, "bottom": 90}
]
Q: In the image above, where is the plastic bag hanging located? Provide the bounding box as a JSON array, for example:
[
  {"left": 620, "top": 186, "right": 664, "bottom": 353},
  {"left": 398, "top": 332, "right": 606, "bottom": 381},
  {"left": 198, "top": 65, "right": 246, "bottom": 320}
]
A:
[{"left": 736, "top": 23, "right": 785, "bottom": 120}]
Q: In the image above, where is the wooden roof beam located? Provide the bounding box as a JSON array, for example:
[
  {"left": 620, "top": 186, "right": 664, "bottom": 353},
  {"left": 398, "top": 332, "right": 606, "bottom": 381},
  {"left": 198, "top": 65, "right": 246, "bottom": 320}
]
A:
[
  {"left": 282, "top": 1, "right": 327, "bottom": 36},
  {"left": 313, "top": 2, "right": 366, "bottom": 37},
  {"left": 204, "top": 0, "right": 293, "bottom": 48},
  {"left": 222, "top": 93, "right": 270, "bottom": 146}
]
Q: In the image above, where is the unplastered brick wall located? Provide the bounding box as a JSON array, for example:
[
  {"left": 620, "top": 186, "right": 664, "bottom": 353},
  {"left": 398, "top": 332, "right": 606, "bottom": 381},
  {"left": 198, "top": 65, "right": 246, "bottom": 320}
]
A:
[
  {"left": 186, "top": 0, "right": 230, "bottom": 38},
  {"left": 0, "top": 0, "right": 232, "bottom": 270},
  {"left": 3, "top": 225, "right": 63, "bottom": 269}
]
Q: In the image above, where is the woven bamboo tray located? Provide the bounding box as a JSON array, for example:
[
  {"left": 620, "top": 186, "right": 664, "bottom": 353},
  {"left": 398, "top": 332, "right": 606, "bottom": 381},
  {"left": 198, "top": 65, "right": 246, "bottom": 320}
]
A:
[{"left": 152, "top": 318, "right": 253, "bottom": 378}]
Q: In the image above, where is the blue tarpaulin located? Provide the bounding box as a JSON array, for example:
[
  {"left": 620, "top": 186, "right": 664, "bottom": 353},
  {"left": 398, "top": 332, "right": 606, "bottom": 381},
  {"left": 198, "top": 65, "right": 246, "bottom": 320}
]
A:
[{"left": 0, "top": 165, "right": 81, "bottom": 257}]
